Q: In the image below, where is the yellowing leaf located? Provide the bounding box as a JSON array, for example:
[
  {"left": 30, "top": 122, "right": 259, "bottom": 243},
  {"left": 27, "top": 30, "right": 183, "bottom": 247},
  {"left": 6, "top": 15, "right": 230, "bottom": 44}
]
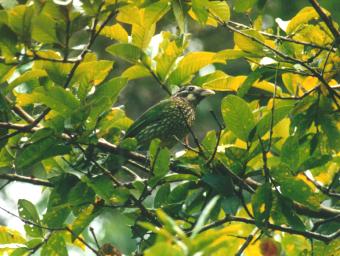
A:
[
  {"left": 117, "top": 5, "right": 141, "bottom": 24},
  {"left": 132, "top": 22, "right": 156, "bottom": 50},
  {"left": 16, "top": 86, "right": 80, "bottom": 117},
  {"left": 70, "top": 60, "right": 113, "bottom": 86},
  {"left": 8, "top": 69, "right": 47, "bottom": 92},
  {"left": 100, "top": 23, "right": 129, "bottom": 43},
  {"left": 203, "top": 75, "right": 246, "bottom": 91},
  {"left": 286, "top": 7, "right": 326, "bottom": 34},
  {"left": 167, "top": 51, "right": 226, "bottom": 85},
  {"left": 155, "top": 32, "right": 185, "bottom": 81},
  {"left": 207, "top": 1, "right": 230, "bottom": 22},
  {"left": 301, "top": 76, "right": 318, "bottom": 91},
  {"left": 188, "top": 8, "right": 218, "bottom": 27},
  {"left": 0, "top": 226, "right": 26, "bottom": 244},
  {"left": 122, "top": 64, "right": 151, "bottom": 80},
  {"left": 234, "top": 29, "right": 265, "bottom": 53}
]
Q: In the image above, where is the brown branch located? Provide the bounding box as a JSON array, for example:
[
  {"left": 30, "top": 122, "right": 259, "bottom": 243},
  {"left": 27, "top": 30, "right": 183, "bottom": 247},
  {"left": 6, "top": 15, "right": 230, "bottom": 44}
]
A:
[
  {"left": 1, "top": 123, "right": 340, "bottom": 220},
  {"left": 228, "top": 20, "right": 336, "bottom": 52},
  {"left": 303, "top": 173, "right": 340, "bottom": 199},
  {"left": 197, "top": 215, "right": 338, "bottom": 243},
  {"left": 0, "top": 173, "right": 53, "bottom": 187},
  {"left": 235, "top": 228, "right": 258, "bottom": 256},
  {"left": 308, "top": 0, "right": 340, "bottom": 40}
]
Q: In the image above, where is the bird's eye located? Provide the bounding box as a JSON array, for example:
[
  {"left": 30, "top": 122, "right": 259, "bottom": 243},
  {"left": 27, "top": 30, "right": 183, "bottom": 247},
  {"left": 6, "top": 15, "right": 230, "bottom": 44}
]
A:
[{"left": 188, "top": 86, "right": 194, "bottom": 91}]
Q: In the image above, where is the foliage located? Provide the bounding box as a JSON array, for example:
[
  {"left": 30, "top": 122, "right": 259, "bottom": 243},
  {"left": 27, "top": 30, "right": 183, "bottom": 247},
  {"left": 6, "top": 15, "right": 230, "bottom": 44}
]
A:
[{"left": 0, "top": 0, "right": 339, "bottom": 255}]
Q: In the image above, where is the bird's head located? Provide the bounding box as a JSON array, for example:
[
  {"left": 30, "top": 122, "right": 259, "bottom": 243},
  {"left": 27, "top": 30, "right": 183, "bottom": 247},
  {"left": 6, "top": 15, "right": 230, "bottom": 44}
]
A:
[{"left": 173, "top": 85, "right": 215, "bottom": 105}]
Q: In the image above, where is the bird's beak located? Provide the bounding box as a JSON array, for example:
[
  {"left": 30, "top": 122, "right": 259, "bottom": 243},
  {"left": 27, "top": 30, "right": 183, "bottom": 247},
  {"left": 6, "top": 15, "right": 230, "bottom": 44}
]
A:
[{"left": 200, "top": 88, "right": 215, "bottom": 96}]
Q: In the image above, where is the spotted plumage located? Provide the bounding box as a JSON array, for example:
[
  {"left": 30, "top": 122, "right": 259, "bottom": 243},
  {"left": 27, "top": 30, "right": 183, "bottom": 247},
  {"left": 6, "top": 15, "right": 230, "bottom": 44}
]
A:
[{"left": 124, "top": 85, "right": 215, "bottom": 149}]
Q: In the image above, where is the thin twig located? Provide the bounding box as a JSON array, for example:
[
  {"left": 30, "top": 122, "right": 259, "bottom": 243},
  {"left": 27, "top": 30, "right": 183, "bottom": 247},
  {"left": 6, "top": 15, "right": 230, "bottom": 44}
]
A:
[
  {"left": 195, "top": 215, "right": 339, "bottom": 243},
  {"left": 227, "top": 20, "right": 336, "bottom": 52},
  {"left": 90, "top": 227, "right": 101, "bottom": 249},
  {"left": 235, "top": 228, "right": 259, "bottom": 256}
]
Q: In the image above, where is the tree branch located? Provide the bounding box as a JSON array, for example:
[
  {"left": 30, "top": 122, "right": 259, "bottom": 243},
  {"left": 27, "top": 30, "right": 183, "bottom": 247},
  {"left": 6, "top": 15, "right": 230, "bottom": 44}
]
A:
[
  {"left": 0, "top": 173, "right": 53, "bottom": 187},
  {"left": 308, "top": 0, "right": 340, "bottom": 41},
  {"left": 197, "top": 215, "right": 339, "bottom": 243}
]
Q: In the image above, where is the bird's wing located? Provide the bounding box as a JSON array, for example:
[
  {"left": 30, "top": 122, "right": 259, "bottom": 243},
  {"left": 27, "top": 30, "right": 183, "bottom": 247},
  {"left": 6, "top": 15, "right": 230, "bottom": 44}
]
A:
[{"left": 124, "top": 100, "right": 170, "bottom": 138}]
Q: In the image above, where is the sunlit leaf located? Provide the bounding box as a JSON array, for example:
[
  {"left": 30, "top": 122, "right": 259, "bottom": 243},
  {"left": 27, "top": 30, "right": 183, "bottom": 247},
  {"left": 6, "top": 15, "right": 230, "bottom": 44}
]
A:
[
  {"left": 106, "top": 43, "right": 146, "bottom": 63},
  {"left": 221, "top": 95, "right": 256, "bottom": 141},
  {"left": 234, "top": 29, "right": 265, "bottom": 53},
  {"left": 100, "top": 23, "right": 129, "bottom": 43}
]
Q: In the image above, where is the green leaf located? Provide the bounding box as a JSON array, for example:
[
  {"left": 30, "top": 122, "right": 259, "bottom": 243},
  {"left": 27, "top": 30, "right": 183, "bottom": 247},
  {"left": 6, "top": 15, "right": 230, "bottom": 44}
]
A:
[
  {"left": 71, "top": 204, "right": 101, "bottom": 241},
  {"left": 7, "top": 69, "right": 47, "bottom": 93},
  {"left": 33, "top": 61, "right": 72, "bottom": 86},
  {"left": 7, "top": 5, "right": 33, "bottom": 40},
  {"left": 15, "top": 136, "right": 71, "bottom": 170},
  {"left": 256, "top": 105, "right": 292, "bottom": 138},
  {"left": 221, "top": 95, "right": 255, "bottom": 141},
  {"left": 43, "top": 174, "right": 79, "bottom": 228},
  {"left": 86, "top": 77, "right": 128, "bottom": 129},
  {"left": 202, "top": 174, "right": 233, "bottom": 196},
  {"left": 207, "top": 1, "right": 230, "bottom": 22},
  {"left": 234, "top": 29, "right": 265, "bottom": 53},
  {"left": 16, "top": 86, "right": 80, "bottom": 117},
  {"left": 252, "top": 183, "right": 272, "bottom": 227},
  {"left": 279, "top": 177, "right": 321, "bottom": 209},
  {"left": 84, "top": 175, "right": 116, "bottom": 202},
  {"left": 272, "top": 194, "right": 305, "bottom": 230},
  {"left": 192, "top": 0, "right": 209, "bottom": 24},
  {"left": 281, "top": 136, "right": 300, "bottom": 172},
  {"left": 298, "top": 155, "right": 332, "bottom": 172},
  {"left": 106, "top": 43, "right": 146, "bottom": 63},
  {"left": 154, "top": 183, "right": 170, "bottom": 208},
  {"left": 191, "top": 195, "right": 220, "bottom": 237},
  {"left": 237, "top": 68, "right": 263, "bottom": 97},
  {"left": 41, "top": 233, "right": 68, "bottom": 256},
  {"left": 153, "top": 148, "right": 170, "bottom": 177},
  {"left": 32, "top": 13, "right": 58, "bottom": 44},
  {"left": 172, "top": 0, "right": 185, "bottom": 34},
  {"left": 67, "top": 182, "right": 95, "bottom": 215},
  {"left": 18, "top": 199, "right": 43, "bottom": 238},
  {"left": 234, "top": 0, "right": 257, "bottom": 13},
  {"left": 319, "top": 114, "right": 340, "bottom": 151}
]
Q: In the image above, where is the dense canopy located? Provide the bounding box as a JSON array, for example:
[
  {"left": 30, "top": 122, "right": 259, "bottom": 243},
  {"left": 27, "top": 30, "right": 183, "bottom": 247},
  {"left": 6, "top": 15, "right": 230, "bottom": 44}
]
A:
[{"left": 0, "top": 0, "right": 339, "bottom": 255}]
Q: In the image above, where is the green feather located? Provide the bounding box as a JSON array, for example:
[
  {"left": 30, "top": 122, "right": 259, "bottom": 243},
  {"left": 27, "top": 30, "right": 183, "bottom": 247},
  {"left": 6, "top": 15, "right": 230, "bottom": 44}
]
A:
[{"left": 124, "top": 99, "right": 170, "bottom": 138}]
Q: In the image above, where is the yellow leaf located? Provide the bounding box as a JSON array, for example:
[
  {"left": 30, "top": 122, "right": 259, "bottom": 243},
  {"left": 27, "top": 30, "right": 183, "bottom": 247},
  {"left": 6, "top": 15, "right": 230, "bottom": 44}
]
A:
[
  {"left": 0, "top": 226, "right": 26, "bottom": 244},
  {"left": 234, "top": 29, "right": 265, "bottom": 53},
  {"left": 100, "top": 23, "right": 129, "bottom": 43},
  {"left": 117, "top": 5, "right": 141, "bottom": 24},
  {"left": 282, "top": 73, "right": 306, "bottom": 95},
  {"left": 168, "top": 51, "right": 226, "bottom": 85},
  {"left": 301, "top": 76, "right": 318, "bottom": 91},
  {"left": 203, "top": 75, "right": 246, "bottom": 91},
  {"left": 286, "top": 7, "right": 328, "bottom": 34},
  {"left": 122, "top": 64, "right": 151, "bottom": 80}
]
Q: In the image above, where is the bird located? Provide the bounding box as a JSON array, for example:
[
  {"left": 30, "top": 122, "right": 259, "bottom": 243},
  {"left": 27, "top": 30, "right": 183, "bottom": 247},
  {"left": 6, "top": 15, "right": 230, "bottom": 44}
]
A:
[{"left": 124, "top": 85, "right": 215, "bottom": 149}]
